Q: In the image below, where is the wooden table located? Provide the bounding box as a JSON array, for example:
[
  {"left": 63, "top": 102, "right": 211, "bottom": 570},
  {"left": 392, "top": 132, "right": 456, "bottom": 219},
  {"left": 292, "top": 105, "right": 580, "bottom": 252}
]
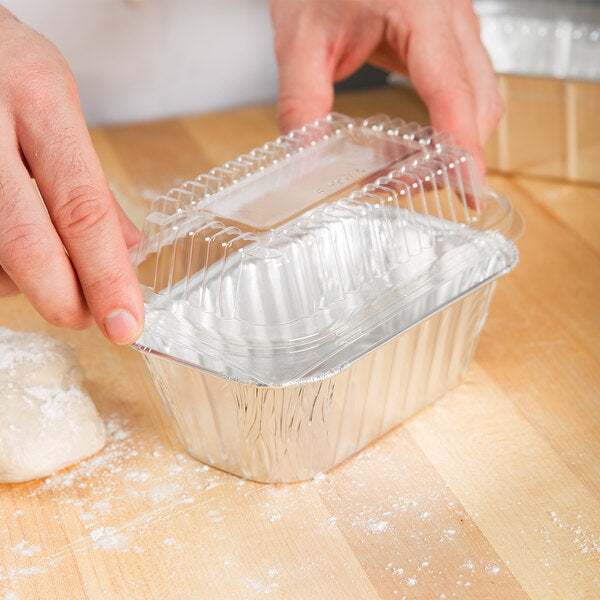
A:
[{"left": 1, "top": 88, "right": 599, "bottom": 599}]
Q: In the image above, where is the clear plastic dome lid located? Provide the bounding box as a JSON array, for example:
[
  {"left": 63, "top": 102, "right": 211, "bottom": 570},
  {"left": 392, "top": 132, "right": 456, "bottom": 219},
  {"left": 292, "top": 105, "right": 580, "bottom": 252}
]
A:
[{"left": 132, "top": 114, "right": 523, "bottom": 385}]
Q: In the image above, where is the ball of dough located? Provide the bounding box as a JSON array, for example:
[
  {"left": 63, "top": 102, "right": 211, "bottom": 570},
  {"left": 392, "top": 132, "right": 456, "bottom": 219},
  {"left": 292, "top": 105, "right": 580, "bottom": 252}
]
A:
[{"left": 0, "top": 327, "right": 105, "bottom": 483}]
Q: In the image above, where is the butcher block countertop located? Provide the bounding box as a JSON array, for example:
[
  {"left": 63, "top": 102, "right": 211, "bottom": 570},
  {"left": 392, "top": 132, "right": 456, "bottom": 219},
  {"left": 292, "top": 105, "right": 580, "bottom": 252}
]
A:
[{"left": 1, "top": 87, "right": 599, "bottom": 600}]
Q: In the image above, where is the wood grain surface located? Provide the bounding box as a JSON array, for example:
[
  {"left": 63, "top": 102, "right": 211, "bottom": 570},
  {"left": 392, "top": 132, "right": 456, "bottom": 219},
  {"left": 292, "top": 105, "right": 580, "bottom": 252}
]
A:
[
  {"left": 0, "top": 87, "right": 599, "bottom": 600},
  {"left": 485, "top": 77, "right": 600, "bottom": 184}
]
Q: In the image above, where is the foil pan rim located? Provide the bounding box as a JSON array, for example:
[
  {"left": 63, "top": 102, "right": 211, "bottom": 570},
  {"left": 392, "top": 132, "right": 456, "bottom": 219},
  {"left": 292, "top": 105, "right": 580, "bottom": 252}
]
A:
[{"left": 132, "top": 246, "right": 518, "bottom": 388}]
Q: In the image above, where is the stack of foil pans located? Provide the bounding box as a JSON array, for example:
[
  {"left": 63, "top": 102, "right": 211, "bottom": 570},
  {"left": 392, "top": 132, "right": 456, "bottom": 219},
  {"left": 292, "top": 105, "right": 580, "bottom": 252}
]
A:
[{"left": 477, "top": 0, "right": 600, "bottom": 81}]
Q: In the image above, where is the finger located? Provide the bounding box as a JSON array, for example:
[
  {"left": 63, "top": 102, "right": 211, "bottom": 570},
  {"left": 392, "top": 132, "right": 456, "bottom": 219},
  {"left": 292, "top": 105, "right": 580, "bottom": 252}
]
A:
[
  {"left": 0, "top": 137, "right": 91, "bottom": 326},
  {"left": 0, "top": 266, "right": 20, "bottom": 298},
  {"left": 15, "top": 78, "right": 144, "bottom": 345},
  {"left": 112, "top": 192, "right": 141, "bottom": 249},
  {"left": 369, "top": 42, "right": 409, "bottom": 77},
  {"left": 452, "top": 2, "right": 503, "bottom": 145},
  {"left": 388, "top": 7, "right": 486, "bottom": 184},
  {"left": 72, "top": 315, "right": 96, "bottom": 330},
  {"left": 272, "top": 9, "right": 335, "bottom": 132}
]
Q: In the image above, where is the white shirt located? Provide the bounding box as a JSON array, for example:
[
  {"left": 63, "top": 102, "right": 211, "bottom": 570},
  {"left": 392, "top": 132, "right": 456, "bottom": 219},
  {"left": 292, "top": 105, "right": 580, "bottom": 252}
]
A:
[{"left": 4, "top": 0, "right": 278, "bottom": 126}]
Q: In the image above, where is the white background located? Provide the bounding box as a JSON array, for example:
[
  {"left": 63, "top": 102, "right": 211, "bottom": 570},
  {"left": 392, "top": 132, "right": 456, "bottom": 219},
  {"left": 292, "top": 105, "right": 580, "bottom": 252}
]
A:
[{"left": 3, "top": 0, "right": 279, "bottom": 126}]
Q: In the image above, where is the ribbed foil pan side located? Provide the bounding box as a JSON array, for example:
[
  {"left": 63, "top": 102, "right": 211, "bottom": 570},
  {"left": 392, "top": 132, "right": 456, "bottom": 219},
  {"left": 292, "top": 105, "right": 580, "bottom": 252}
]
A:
[{"left": 144, "top": 283, "right": 496, "bottom": 483}]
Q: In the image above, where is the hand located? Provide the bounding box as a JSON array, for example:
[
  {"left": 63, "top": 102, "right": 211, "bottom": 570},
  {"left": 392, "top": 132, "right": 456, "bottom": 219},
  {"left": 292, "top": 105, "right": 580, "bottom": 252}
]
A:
[
  {"left": 270, "top": 0, "right": 502, "bottom": 182},
  {"left": 0, "top": 8, "right": 144, "bottom": 344}
]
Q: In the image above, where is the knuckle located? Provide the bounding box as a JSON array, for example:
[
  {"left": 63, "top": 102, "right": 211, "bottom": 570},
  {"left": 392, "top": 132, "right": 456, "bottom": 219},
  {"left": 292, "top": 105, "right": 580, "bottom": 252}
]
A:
[
  {"left": 53, "top": 184, "right": 110, "bottom": 238},
  {"left": 0, "top": 221, "right": 43, "bottom": 267},
  {"left": 6, "top": 60, "right": 79, "bottom": 133},
  {"left": 3, "top": 29, "right": 74, "bottom": 100},
  {"left": 10, "top": 59, "right": 73, "bottom": 110}
]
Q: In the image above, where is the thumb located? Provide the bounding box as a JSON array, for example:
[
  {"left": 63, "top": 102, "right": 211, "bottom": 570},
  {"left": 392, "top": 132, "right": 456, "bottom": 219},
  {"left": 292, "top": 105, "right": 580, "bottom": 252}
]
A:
[{"left": 274, "top": 28, "right": 334, "bottom": 133}]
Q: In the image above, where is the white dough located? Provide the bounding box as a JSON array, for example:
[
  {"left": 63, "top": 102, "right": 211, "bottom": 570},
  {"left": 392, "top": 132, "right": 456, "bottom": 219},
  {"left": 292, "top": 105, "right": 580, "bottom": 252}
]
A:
[{"left": 0, "top": 327, "right": 105, "bottom": 483}]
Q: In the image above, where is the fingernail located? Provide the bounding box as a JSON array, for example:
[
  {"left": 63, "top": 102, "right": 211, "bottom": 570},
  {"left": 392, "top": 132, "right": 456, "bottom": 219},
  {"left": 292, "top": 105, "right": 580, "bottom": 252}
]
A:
[{"left": 104, "top": 309, "right": 140, "bottom": 345}]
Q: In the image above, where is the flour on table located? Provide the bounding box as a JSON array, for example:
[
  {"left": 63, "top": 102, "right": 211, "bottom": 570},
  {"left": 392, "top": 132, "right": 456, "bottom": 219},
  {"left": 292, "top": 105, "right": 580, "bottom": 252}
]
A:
[{"left": 0, "top": 327, "right": 105, "bottom": 483}]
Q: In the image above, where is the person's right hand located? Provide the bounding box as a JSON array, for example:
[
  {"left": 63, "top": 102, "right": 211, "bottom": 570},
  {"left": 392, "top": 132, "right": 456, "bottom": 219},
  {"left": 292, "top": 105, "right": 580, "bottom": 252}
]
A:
[{"left": 0, "top": 7, "right": 144, "bottom": 345}]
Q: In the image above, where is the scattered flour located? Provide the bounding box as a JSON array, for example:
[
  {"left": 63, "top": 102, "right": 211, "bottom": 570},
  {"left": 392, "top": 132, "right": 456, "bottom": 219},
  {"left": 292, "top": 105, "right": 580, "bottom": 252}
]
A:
[
  {"left": 11, "top": 541, "right": 41, "bottom": 557},
  {"left": 124, "top": 471, "right": 152, "bottom": 483},
  {"left": 243, "top": 577, "right": 279, "bottom": 595},
  {"left": 368, "top": 520, "right": 389, "bottom": 533},
  {"left": 90, "top": 527, "right": 130, "bottom": 551},
  {"left": 550, "top": 511, "right": 600, "bottom": 556},
  {"left": 5, "top": 407, "right": 576, "bottom": 598}
]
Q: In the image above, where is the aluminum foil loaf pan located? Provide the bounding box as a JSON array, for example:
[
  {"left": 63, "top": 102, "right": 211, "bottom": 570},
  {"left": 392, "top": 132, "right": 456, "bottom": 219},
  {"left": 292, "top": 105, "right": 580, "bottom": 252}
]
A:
[{"left": 132, "top": 113, "right": 524, "bottom": 482}]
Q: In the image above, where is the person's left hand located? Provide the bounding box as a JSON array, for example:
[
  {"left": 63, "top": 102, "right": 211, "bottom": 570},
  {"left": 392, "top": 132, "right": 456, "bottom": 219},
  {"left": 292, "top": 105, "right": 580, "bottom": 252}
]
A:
[{"left": 270, "top": 0, "right": 502, "bottom": 184}]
